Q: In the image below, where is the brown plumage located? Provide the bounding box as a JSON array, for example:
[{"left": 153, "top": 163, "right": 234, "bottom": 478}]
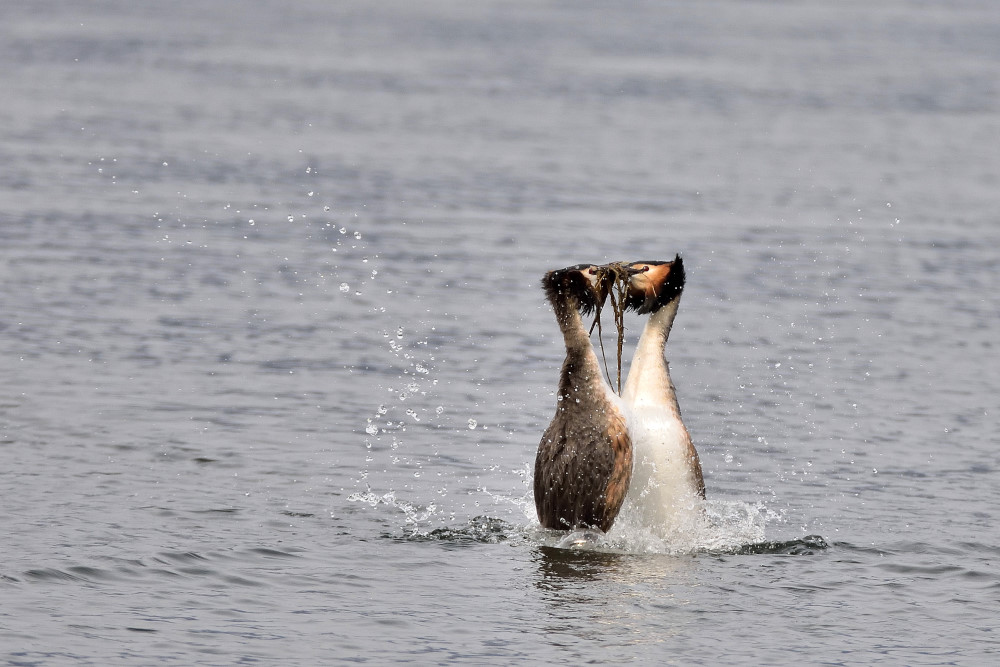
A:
[{"left": 534, "top": 264, "right": 633, "bottom": 533}]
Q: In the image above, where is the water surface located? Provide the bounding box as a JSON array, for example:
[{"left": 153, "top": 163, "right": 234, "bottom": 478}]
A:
[{"left": 2, "top": 0, "right": 999, "bottom": 663}]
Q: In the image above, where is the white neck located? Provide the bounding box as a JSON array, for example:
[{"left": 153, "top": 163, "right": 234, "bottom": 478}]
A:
[
  {"left": 620, "top": 297, "right": 703, "bottom": 535},
  {"left": 623, "top": 299, "right": 680, "bottom": 412}
]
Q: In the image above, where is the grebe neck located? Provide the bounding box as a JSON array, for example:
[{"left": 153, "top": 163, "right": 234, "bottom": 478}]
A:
[
  {"left": 551, "top": 297, "right": 617, "bottom": 404},
  {"left": 623, "top": 298, "right": 680, "bottom": 407}
]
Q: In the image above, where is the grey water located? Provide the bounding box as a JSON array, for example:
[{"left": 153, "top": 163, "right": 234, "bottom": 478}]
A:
[{"left": 2, "top": 0, "right": 999, "bottom": 663}]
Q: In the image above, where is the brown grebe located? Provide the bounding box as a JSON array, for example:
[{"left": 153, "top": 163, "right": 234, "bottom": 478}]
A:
[
  {"left": 621, "top": 255, "right": 706, "bottom": 533},
  {"left": 534, "top": 264, "right": 633, "bottom": 533}
]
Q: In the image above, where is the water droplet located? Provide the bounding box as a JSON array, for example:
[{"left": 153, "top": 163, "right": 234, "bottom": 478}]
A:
[
  {"left": 377, "top": 404, "right": 387, "bottom": 415},
  {"left": 339, "top": 227, "right": 347, "bottom": 234},
  {"left": 339, "top": 283, "right": 350, "bottom": 293},
  {"left": 467, "top": 419, "right": 477, "bottom": 430},
  {"left": 725, "top": 453, "right": 734, "bottom": 463},
  {"left": 396, "top": 326, "right": 404, "bottom": 339},
  {"left": 365, "top": 423, "right": 378, "bottom": 436},
  {"left": 435, "top": 406, "right": 444, "bottom": 415},
  {"left": 354, "top": 231, "right": 362, "bottom": 239},
  {"left": 406, "top": 409, "right": 420, "bottom": 422},
  {"left": 287, "top": 215, "right": 295, "bottom": 223}
]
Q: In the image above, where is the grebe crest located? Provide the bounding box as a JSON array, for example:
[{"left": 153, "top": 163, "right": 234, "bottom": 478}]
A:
[{"left": 541, "top": 263, "right": 614, "bottom": 317}]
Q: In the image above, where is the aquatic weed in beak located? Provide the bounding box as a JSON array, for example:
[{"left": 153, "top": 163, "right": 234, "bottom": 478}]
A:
[{"left": 587, "top": 262, "right": 633, "bottom": 395}]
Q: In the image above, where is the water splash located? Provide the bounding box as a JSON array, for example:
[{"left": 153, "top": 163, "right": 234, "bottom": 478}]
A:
[
  {"left": 366, "top": 477, "right": 806, "bottom": 556},
  {"left": 602, "top": 499, "right": 781, "bottom": 555},
  {"left": 382, "top": 504, "right": 822, "bottom": 557},
  {"left": 347, "top": 489, "right": 438, "bottom": 530},
  {"left": 728, "top": 534, "right": 829, "bottom": 556},
  {"left": 410, "top": 516, "right": 519, "bottom": 545}
]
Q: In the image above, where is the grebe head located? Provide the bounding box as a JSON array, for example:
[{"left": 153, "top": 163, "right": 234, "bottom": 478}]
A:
[
  {"left": 624, "top": 254, "right": 685, "bottom": 314},
  {"left": 542, "top": 263, "right": 614, "bottom": 315}
]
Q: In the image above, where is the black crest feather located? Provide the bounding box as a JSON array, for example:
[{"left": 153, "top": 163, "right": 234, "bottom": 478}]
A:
[
  {"left": 542, "top": 264, "right": 602, "bottom": 315},
  {"left": 625, "top": 254, "right": 685, "bottom": 314}
]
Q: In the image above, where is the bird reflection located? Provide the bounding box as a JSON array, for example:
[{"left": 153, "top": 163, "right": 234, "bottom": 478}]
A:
[{"left": 529, "top": 545, "right": 699, "bottom": 646}]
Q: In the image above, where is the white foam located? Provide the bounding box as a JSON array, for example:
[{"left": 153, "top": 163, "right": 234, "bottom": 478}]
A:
[{"left": 601, "top": 499, "right": 780, "bottom": 555}]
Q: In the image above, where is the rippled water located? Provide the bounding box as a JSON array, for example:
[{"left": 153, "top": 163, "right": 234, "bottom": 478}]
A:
[{"left": 2, "top": 0, "right": 999, "bottom": 663}]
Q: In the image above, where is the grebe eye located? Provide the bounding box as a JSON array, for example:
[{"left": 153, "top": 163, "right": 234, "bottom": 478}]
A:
[
  {"left": 640, "top": 266, "right": 650, "bottom": 273},
  {"left": 588, "top": 267, "right": 598, "bottom": 275}
]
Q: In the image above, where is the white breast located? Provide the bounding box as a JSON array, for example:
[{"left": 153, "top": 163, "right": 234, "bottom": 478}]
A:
[
  {"left": 620, "top": 305, "right": 703, "bottom": 537},
  {"left": 625, "top": 405, "right": 702, "bottom": 529}
]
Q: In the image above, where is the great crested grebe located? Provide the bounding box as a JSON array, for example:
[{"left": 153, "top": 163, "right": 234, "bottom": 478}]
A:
[
  {"left": 534, "top": 264, "right": 633, "bottom": 533},
  {"left": 621, "top": 255, "right": 706, "bottom": 532}
]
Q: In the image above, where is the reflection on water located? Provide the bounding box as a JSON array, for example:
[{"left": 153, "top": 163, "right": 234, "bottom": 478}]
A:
[
  {"left": 529, "top": 545, "right": 700, "bottom": 650},
  {"left": 534, "top": 546, "right": 630, "bottom": 590},
  {"left": 533, "top": 545, "right": 699, "bottom": 592}
]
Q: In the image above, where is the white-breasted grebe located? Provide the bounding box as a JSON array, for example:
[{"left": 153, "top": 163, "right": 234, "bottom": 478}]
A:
[
  {"left": 534, "top": 264, "right": 633, "bottom": 533},
  {"left": 621, "top": 255, "right": 706, "bottom": 533}
]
